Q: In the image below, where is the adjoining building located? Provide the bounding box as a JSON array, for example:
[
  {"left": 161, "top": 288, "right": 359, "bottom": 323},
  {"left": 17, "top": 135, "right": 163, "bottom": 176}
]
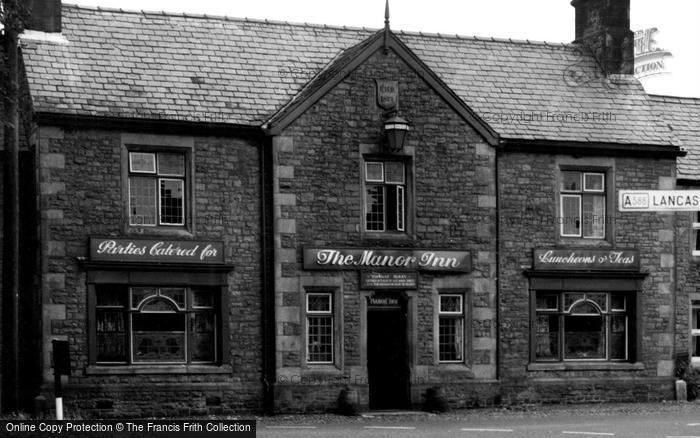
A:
[{"left": 0, "top": 0, "right": 698, "bottom": 415}]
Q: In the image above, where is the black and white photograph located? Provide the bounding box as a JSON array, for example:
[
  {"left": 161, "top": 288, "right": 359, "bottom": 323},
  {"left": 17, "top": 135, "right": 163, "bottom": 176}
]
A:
[{"left": 1, "top": 0, "right": 700, "bottom": 436}]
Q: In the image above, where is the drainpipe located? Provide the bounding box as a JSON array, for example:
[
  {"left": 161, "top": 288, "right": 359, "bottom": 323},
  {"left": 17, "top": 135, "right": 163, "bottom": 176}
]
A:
[
  {"left": 2, "top": 0, "right": 21, "bottom": 413},
  {"left": 494, "top": 145, "right": 500, "bottom": 383},
  {"left": 260, "top": 135, "right": 276, "bottom": 414}
]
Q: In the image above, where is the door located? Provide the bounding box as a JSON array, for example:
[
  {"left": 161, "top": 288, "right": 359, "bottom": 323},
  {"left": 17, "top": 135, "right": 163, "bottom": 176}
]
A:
[{"left": 367, "top": 296, "right": 410, "bottom": 410}]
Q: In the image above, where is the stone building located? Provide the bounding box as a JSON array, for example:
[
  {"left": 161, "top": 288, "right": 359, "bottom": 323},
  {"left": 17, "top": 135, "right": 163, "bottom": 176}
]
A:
[{"left": 0, "top": 0, "right": 698, "bottom": 415}]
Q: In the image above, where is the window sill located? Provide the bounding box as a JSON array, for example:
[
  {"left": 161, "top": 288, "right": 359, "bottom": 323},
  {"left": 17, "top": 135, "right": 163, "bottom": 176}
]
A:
[
  {"left": 126, "top": 226, "right": 193, "bottom": 239},
  {"left": 362, "top": 232, "right": 413, "bottom": 243},
  {"left": 556, "top": 238, "right": 612, "bottom": 248},
  {"left": 85, "top": 364, "right": 232, "bottom": 375},
  {"left": 527, "top": 362, "right": 645, "bottom": 372},
  {"left": 299, "top": 364, "right": 342, "bottom": 374}
]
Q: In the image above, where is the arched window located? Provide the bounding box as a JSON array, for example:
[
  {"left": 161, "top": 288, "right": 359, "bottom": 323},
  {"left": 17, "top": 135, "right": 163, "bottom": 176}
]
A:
[
  {"left": 534, "top": 292, "right": 629, "bottom": 362},
  {"left": 95, "top": 286, "right": 218, "bottom": 364}
]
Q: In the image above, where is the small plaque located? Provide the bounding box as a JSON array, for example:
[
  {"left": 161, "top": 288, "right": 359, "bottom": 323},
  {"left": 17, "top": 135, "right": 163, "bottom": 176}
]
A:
[
  {"left": 376, "top": 79, "right": 398, "bottom": 110},
  {"left": 361, "top": 271, "right": 418, "bottom": 289}
]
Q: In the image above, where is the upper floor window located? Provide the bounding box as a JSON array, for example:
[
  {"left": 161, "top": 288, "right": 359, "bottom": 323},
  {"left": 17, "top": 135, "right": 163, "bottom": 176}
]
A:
[
  {"left": 692, "top": 213, "right": 700, "bottom": 256},
  {"left": 364, "top": 160, "right": 406, "bottom": 232},
  {"left": 692, "top": 300, "right": 700, "bottom": 366},
  {"left": 560, "top": 171, "right": 605, "bottom": 239},
  {"left": 128, "top": 151, "right": 186, "bottom": 227}
]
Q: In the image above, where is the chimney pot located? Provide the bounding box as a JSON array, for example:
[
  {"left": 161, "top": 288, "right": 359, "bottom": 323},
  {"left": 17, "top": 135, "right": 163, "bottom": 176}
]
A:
[{"left": 24, "top": 0, "right": 62, "bottom": 33}]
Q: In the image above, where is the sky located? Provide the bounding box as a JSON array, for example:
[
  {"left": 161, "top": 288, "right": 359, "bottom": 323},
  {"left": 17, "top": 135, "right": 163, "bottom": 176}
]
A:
[{"left": 64, "top": 0, "right": 700, "bottom": 98}]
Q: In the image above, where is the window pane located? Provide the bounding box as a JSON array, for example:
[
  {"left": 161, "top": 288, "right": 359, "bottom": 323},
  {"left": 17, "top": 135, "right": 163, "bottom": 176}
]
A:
[
  {"left": 132, "top": 313, "right": 186, "bottom": 363},
  {"left": 365, "top": 162, "right": 384, "bottom": 182},
  {"left": 564, "top": 314, "right": 606, "bottom": 359},
  {"left": 439, "top": 317, "right": 463, "bottom": 361},
  {"left": 584, "top": 173, "right": 604, "bottom": 191},
  {"left": 192, "top": 289, "right": 214, "bottom": 308},
  {"left": 366, "top": 185, "right": 385, "bottom": 231},
  {"left": 396, "top": 186, "right": 405, "bottom": 231},
  {"left": 536, "top": 294, "right": 558, "bottom": 311},
  {"left": 96, "top": 310, "right": 126, "bottom": 362},
  {"left": 141, "top": 297, "right": 178, "bottom": 312},
  {"left": 129, "top": 152, "right": 156, "bottom": 173},
  {"left": 570, "top": 300, "right": 600, "bottom": 315},
  {"left": 158, "top": 153, "right": 185, "bottom": 176},
  {"left": 129, "top": 177, "right": 157, "bottom": 226},
  {"left": 439, "top": 295, "right": 462, "bottom": 313},
  {"left": 586, "top": 293, "right": 607, "bottom": 312},
  {"left": 611, "top": 295, "right": 626, "bottom": 311},
  {"left": 610, "top": 315, "right": 627, "bottom": 360},
  {"left": 385, "top": 162, "right": 405, "bottom": 184},
  {"left": 192, "top": 313, "right": 216, "bottom": 362},
  {"left": 535, "top": 314, "right": 559, "bottom": 360},
  {"left": 564, "top": 293, "right": 585, "bottom": 311},
  {"left": 694, "top": 335, "right": 700, "bottom": 358},
  {"left": 582, "top": 194, "right": 605, "bottom": 238},
  {"left": 307, "top": 315, "right": 333, "bottom": 362},
  {"left": 561, "top": 195, "right": 580, "bottom": 236},
  {"left": 307, "top": 294, "right": 331, "bottom": 313},
  {"left": 131, "top": 287, "right": 158, "bottom": 310},
  {"left": 96, "top": 286, "right": 126, "bottom": 307},
  {"left": 161, "top": 288, "right": 186, "bottom": 310},
  {"left": 561, "top": 171, "right": 581, "bottom": 191},
  {"left": 160, "top": 179, "right": 184, "bottom": 225}
]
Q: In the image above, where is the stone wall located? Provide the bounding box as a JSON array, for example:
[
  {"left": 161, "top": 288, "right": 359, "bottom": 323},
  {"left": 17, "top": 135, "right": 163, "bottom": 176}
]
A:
[
  {"left": 35, "top": 126, "right": 265, "bottom": 416},
  {"left": 498, "top": 151, "right": 678, "bottom": 402},
  {"left": 272, "top": 47, "right": 499, "bottom": 412}
]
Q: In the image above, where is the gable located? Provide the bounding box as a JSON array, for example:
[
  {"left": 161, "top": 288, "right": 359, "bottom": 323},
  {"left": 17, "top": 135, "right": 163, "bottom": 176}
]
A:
[{"left": 264, "top": 30, "right": 499, "bottom": 145}]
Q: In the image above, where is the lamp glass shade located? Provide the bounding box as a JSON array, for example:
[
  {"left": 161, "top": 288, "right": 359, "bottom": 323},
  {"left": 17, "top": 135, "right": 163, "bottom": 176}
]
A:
[{"left": 383, "top": 116, "right": 410, "bottom": 152}]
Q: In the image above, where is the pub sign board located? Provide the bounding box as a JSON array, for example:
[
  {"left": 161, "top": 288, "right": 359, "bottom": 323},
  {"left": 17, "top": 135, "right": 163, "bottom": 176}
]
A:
[
  {"left": 90, "top": 238, "right": 225, "bottom": 264},
  {"left": 303, "top": 248, "right": 471, "bottom": 273},
  {"left": 361, "top": 272, "right": 418, "bottom": 289},
  {"left": 533, "top": 249, "right": 640, "bottom": 271}
]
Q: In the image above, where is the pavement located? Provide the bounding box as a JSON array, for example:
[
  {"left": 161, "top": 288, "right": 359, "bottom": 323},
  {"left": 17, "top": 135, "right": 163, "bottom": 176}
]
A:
[{"left": 256, "top": 402, "right": 700, "bottom": 438}]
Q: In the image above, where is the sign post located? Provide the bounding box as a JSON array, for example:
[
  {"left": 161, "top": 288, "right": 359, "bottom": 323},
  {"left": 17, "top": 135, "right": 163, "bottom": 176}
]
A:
[{"left": 52, "top": 340, "right": 70, "bottom": 420}]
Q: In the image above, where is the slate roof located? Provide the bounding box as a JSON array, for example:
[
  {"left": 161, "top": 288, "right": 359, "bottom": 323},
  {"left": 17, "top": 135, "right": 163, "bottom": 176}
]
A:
[
  {"left": 20, "top": 4, "right": 677, "bottom": 146},
  {"left": 650, "top": 95, "right": 700, "bottom": 180}
]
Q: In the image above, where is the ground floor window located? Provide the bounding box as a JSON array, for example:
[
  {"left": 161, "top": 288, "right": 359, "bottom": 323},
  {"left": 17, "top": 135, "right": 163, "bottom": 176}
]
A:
[
  {"left": 692, "top": 300, "right": 700, "bottom": 366},
  {"left": 95, "top": 285, "right": 219, "bottom": 364},
  {"left": 534, "top": 291, "right": 629, "bottom": 362},
  {"left": 306, "top": 292, "right": 334, "bottom": 364},
  {"left": 438, "top": 294, "right": 464, "bottom": 362}
]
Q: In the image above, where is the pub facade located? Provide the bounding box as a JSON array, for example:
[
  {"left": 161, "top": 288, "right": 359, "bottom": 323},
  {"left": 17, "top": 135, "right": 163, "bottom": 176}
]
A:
[{"left": 1, "top": 0, "right": 697, "bottom": 415}]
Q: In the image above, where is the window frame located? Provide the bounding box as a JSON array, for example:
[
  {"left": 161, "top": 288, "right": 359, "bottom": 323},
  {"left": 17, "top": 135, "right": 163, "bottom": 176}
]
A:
[
  {"left": 93, "top": 285, "right": 221, "bottom": 366},
  {"left": 692, "top": 299, "right": 700, "bottom": 367},
  {"left": 559, "top": 169, "right": 607, "bottom": 240},
  {"left": 305, "top": 292, "right": 335, "bottom": 365},
  {"left": 692, "top": 213, "right": 700, "bottom": 257},
  {"left": 532, "top": 291, "right": 631, "bottom": 363},
  {"left": 125, "top": 147, "right": 191, "bottom": 230},
  {"left": 362, "top": 157, "right": 411, "bottom": 235},
  {"left": 438, "top": 293, "right": 466, "bottom": 363}
]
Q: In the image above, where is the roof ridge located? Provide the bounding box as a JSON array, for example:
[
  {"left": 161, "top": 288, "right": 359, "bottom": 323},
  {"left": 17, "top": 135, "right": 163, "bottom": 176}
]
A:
[
  {"left": 62, "top": 3, "right": 572, "bottom": 47},
  {"left": 395, "top": 29, "right": 572, "bottom": 47},
  {"left": 62, "top": 3, "right": 378, "bottom": 33}
]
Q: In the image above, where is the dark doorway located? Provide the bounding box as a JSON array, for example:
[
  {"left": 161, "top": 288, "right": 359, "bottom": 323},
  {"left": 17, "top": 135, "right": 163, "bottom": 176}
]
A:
[{"left": 367, "top": 294, "right": 410, "bottom": 410}]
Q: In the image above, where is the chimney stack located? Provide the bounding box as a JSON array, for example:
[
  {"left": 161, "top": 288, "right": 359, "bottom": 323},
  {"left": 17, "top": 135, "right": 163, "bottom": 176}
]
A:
[
  {"left": 571, "top": 0, "right": 634, "bottom": 75},
  {"left": 24, "top": 0, "right": 62, "bottom": 33}
]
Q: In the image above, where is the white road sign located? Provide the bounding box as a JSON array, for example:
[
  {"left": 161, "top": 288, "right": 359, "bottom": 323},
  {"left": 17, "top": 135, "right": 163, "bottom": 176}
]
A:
[{"left": 619, "top": 190, "right": 700, "bottom": 211}]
